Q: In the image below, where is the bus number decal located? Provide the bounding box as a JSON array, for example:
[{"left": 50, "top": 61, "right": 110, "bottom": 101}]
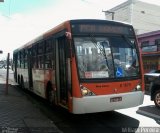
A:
[{"left": 120, "top": 83, "right": 131, "bottom": 88}]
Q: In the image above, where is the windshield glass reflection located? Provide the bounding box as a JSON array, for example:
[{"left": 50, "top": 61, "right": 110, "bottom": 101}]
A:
[{"left": 74, "top": 36, "right": 139, "bottom": 79}]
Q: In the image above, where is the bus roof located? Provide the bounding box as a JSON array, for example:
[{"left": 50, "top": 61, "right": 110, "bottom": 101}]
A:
[
  {"left": 13, "top": 19, "right": 133, "bottom": 53},
  {"left": 70, "top": 19, "right": 132, "bottom": 26}
]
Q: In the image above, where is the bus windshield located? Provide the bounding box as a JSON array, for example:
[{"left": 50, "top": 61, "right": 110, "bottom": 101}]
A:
[{"left": 74, "top": 36, "right": 139, "bottom": 79}]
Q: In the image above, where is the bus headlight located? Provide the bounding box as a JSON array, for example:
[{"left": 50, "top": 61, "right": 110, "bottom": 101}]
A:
[
  {"left": 132, "top": 84, "right": 141, "bottom": 91},
  {"left": 136, "top": 85, "right": 141, "bottom": 90},
  {"left": 81, "top": 88, "right": 88, "bottom": 96},
  {"left": 80, "top": 84, "right": 95, "bottom": 96}
]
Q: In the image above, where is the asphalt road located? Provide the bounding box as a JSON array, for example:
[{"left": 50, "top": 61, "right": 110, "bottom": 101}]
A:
[
  {"left": 0, "top": 68, "right": 159, "bottom": 133},
  {"left": 24, "top": 93, "right": 160, "bottom": 133}
]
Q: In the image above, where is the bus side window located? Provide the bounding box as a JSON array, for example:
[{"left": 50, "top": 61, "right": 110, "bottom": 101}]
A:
[
  {"left": 32, "top": 45, "right": 38, "bottom": 68},
  {"left": 38, "top": 55, "right": 44, "bottom": 69},
  {"left": 17, "top": 51, "right": 21, "bottom": 68},
  {"left": 37, "top": 42, "right": 44, "bottom": 69},
  {"left": 20, "top": 51, "right": 23, "bottom": 68},
  {"left": 24, "top": 49, "right": 28, "bottom": 69},
  {"left": 44, "top": 39, "right": 54, "bottom": 69}
]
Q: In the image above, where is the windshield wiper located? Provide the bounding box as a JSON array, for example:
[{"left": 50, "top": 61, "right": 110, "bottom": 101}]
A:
[{"left": 90, "top": 34, "right": 109, "bottom": 68}]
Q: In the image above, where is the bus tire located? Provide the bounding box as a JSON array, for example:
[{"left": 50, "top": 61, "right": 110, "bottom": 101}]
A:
[
  {"left": 47, "top": 84, "right": 55, "bottom": 105},
  {"left": 21, "top": 77, "right": 25, "bottom": 89},
  {"left": 154, "top": 90, "right": 160, "bottom": 108},
  {"left": 18, "top": 75, "right": 20, "bottom": 85}
]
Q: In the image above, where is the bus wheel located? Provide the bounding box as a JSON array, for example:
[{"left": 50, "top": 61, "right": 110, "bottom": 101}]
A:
[
  {"left": 154, "top": 90, "right": 160, "bottom": 108},
  {"left": 47, "top": 88, "right": 55, "bottom": 105},
  {"left": 18, "top": 76, "right": 20, "bottom": 85},
  {"left": 21, "top": 77, "right": 25, "bottom": 89}
]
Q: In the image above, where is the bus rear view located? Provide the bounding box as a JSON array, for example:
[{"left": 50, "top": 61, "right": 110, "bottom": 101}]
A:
[{"left": 71, "top": 20, "right": 144, "bottom": 114}]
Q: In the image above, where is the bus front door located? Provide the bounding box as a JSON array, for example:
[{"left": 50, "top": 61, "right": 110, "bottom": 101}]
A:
[{"left": 56, "top": 36, "right": 69, "bottom": 107}]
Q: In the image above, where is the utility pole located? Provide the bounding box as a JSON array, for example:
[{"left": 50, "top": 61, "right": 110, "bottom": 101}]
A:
[
  {"left": 5, "top": 53, "right": 10, "bottom": 95},
  {"left": 102, "top": 10, "right": 115, "bottom": 20}
]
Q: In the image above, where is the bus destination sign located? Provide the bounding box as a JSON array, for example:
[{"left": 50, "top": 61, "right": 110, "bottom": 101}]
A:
[{"left": 72, "top": 24, "right": 133, "bottom": 35}]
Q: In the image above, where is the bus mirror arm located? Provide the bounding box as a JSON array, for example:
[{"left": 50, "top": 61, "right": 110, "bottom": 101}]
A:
[
  {"left": 65, "top": 32, "right": 74, "bottom": 58},
  {"left": 65, "top": 32, "right": 72, "bottom": 40}
]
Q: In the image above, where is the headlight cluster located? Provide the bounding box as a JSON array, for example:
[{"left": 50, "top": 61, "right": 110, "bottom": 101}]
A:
[
  {"left": 80, "top": 84, "right": 95, "bottom": 96},
  {"left": 132, "top": 84, "right": 142, "bottom": 91}
]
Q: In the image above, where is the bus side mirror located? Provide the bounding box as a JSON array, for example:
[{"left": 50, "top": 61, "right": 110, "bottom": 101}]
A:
[
  {"left": 0, "top": 50, "right": 3, "bottom": 54},
  {"left": 65, "top": 32, "right": 72, "bottom": 40}
]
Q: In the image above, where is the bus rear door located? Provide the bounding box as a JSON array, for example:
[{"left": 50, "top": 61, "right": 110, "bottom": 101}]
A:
[{"left": 28, "top": 47, "right": 33, "bottom": 90}]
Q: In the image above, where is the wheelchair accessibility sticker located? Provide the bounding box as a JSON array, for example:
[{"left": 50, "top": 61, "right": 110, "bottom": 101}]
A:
[{"left": 116, "top": 67, "right": 123, "bottom": 77}]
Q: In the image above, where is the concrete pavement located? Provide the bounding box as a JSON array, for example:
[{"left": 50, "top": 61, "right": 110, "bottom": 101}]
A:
[{"left": 0, "top": 69, "right": 62, "bottom": 133}]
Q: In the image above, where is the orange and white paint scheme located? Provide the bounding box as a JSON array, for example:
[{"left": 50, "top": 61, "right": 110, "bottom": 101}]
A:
[{"left": 13, "top": 19, "right": 144, "bottom": 114}]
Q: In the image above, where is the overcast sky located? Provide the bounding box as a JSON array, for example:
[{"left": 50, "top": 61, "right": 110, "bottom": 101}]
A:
[{"left": 0, "top": 0, "right": 160, "bottom": 59}]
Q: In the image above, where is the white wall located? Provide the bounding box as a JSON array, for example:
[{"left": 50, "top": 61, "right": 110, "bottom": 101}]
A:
[{"left": 105, "top": 0, "right": 160, "bottom": 34}]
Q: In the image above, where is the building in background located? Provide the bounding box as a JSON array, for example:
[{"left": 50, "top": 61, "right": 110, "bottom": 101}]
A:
[
  {"left": 137, "top": 30, "right": 160, "bottom": 73},
  {"left": 103, "top": 0, "right": 160, "bottom": 35}
]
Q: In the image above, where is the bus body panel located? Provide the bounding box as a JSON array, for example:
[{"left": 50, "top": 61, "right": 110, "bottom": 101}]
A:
[
  {"left": 71, "top": 56, "right": 82, "bottom": 98},
  {"left": 32, "top": 69, "right": 45, "bottom": 98},
  {"left": 80, "top": 80, "right": 142, "bottom": 95},
  {"left": 44, "top": 69, "right": 56, "bottom": 91},
  {"left": 72, "top": 91, "right": 144, "bottom": 114},
  {"left": 17, "top": 68, "right": 28, "bottom": 88},
  {"left": 22, "top": 68, "right": 29, "bottom": 89}
]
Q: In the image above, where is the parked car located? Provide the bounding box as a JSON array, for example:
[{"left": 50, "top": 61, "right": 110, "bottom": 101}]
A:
[{"left": 144, "top": 70, "right": 160, "bottom": 108}]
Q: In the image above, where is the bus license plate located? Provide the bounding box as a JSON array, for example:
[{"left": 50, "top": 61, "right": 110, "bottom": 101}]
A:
[{"left": 110, "top": 97, "right": 122, "bottom": 102}]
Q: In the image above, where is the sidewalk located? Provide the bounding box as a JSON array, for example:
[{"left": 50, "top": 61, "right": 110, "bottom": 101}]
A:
[{"left": 0, "top": 72, "right": 62, "bottom": 133}]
